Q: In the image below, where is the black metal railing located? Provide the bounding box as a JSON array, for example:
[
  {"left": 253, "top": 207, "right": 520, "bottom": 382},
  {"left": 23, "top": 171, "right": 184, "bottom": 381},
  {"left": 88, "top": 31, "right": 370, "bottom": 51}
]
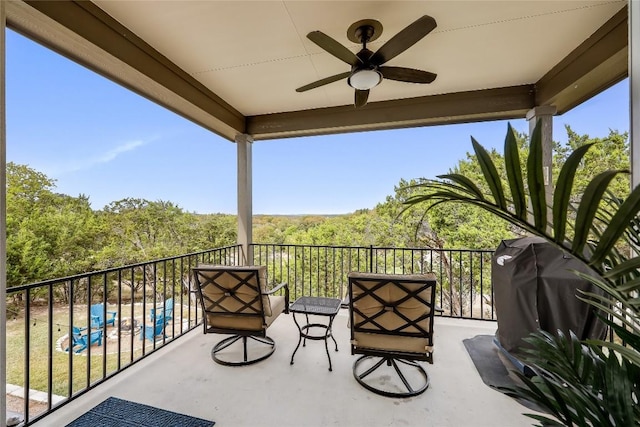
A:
[
  {"left": 7, "top": 242, "right": 494, "bottom": 425},
  {"left": 5, "top": 245, "right": 242, "bottom": 426},
  {"left": 251, "top": 244, "right": 495, "bottom": 320}
]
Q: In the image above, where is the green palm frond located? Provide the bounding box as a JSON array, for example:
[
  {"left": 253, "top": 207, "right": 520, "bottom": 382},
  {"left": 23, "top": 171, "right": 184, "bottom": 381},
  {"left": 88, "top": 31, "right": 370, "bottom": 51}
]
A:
[
  {"left": 436, "top": 173, "right": 486, "bottom": 199},
  {"left": 572, "top": 171, "right": 626, "bottom": 255},
  {"left": 592, "top": 184, "right": 640, "bottom": 265},
  {"left": 553, "top": 144, "right": 594, "bottom": 245},
  {"left": 403, "top": 122, "right": 640, "bottom": 426},
  {"left": 505, "top": 123, "right": 527, "bottom": 219},
  {"left": 505, "top": 330, "right": 636, "bottom": 427},
  {"left": 596, "top": 193, "right": 640, "bottom": 250},
  {"left": 592, "top": 196, "right": 629, "bottom": 269},
  {"left": 602, "top": 258, "right": 640, "bottom": 280},
  {"left": 527, "top": 122, "right": 547, "bottom": 231},
  {"left": 472, "top": 137, "right": 507, "bottom": 209}
]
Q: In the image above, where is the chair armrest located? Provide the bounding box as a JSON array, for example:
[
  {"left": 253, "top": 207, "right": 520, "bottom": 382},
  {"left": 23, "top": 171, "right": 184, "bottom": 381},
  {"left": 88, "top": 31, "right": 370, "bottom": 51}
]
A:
[
  {"left": 265, "top": 281, "right": 287, "bottom": 294},
  {"left": 107, "top": 311, "right": 117, "bottom": 317},
  {"left": 265, "top": 282, "right": 289, "bottom": 314}
]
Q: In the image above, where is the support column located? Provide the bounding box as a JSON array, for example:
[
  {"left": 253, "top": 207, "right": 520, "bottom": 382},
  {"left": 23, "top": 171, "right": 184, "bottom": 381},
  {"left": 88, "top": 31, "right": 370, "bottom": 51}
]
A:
[
  {"left": 236, "top": 134, "right": 253, "bottom": 265},
  {"left": 526, "top": 105, "right": 557, "bottom": 227},
  {"left": 0, "top": 1, "right": 7, "bottom": 424},
  {"left": 631, "top": 0, "right": 640, "bottom": 189}
]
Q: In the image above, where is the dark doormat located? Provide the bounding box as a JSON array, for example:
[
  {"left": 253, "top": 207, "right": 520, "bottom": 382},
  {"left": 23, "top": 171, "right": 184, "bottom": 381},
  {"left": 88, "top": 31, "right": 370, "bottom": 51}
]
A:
[
  {"left": 463, "top": 334, "right": 543, "bottom": 412},
  {"left": 65, "top": 396, "right": 215, "bottom": 427}
]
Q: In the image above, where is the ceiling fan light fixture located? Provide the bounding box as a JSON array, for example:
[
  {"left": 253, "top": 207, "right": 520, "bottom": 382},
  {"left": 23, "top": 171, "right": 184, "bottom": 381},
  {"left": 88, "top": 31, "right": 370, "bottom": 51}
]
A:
[
  {"left": 348, "top": 69, "right": 382, "bottom": 90},
  {"left": 298, "top": 15, "right": 437, "bottom": 107}
]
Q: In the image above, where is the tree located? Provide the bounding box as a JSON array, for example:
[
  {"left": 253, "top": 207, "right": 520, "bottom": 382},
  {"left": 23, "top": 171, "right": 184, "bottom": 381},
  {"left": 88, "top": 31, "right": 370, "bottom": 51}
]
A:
[
  {"left": 192, "top": 214, "right": 237, "bottom": 250},
  {"left": 6, "top": 162, "right": 58, "bottom": 287},
  {"left": 96, "top": 198, "right": 189, "bottom": 296},
  {"left": 6, "top": 164, "right": 104, "bottom": 289}
]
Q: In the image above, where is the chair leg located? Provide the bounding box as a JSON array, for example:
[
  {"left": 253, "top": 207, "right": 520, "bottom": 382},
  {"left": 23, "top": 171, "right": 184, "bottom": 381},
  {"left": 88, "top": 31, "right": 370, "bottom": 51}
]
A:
[
  {"left": 243, "top": 336, "right": 248, "bottom": 362},
  {"left": 211, "top": 335, "right": 276, "bottom": 366},
  {"left": 353, "top": 355, "right": 430, "bottom": 398}
]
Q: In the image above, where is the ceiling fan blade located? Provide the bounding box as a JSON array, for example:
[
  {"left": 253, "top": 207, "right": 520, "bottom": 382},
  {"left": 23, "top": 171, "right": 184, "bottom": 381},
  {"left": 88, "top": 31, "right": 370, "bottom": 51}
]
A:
[
  {"left": 355, "top": 89, "right": 369, "bottom": 108},
  {"left": 379, "top": 66, "right": 437, "bottom": 83},
  {"left": 307, "top": 31, "right": 362, "bottom": 66},
  {"left": 370, "top": 15, "right": 437, "bottom": 65},
  {"left": 296, "top": 72, "right": 351, "bottom": 92}
]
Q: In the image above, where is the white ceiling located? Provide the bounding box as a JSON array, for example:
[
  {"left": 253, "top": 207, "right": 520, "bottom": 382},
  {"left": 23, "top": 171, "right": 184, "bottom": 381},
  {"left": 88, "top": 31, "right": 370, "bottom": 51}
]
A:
[
  {"left": 93, "top": 0, "right": 626, "bottom": 116},
  {"left": 9, "top": 0, "right": 628, "bottom": 140}
]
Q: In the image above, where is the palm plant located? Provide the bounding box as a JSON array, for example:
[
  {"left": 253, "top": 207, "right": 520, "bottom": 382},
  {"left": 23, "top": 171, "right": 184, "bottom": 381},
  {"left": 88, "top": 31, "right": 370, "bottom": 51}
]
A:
[{"left": 403, "top": 122, "right": 640, "bottom": 426}]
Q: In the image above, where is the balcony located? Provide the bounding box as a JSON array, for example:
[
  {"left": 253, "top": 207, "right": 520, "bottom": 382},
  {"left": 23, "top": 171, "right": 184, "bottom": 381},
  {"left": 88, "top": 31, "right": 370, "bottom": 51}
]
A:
[
  {"left": 6, "top": 244, "right": 537, "bottom": 426},
  {"left": 30, "top": 315, "right": 532, "bottom": 426}
]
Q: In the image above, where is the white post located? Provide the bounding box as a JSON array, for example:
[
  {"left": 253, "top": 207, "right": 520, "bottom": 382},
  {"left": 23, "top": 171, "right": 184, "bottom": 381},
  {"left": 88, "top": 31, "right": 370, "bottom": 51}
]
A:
[
  {"left": 631, "top": 0, "right": 640, "bottom": 189},
  {"left": 526, "top": 105, "right": 557, "bottom": 228},
  {"left": 236, "top": 134, "right": 253, "bottom": 265},
  {"left": 0, "top": 0, "right": 7, "bottom": 424}
]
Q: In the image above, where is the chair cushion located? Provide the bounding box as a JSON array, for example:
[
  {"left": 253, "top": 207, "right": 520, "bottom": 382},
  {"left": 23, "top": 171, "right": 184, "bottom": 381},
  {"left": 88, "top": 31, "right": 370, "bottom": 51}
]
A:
[
  {"left": 265, "top": 295, "right": 286, "bottom": 327},
  {"left": 207, "top": 313, "right": 264, "bottom": 331},
  {"left": 196, "top": 265, "right": 272, "bottom": 317},
  {"left": 349, "top": 272, "right": 436, "bottom": 355},
  {"left": 205, "top": 296, "right": 285, "bottom": 331},
  {"left": 353, "top": 333, "right": 432, "bottom": 354}
]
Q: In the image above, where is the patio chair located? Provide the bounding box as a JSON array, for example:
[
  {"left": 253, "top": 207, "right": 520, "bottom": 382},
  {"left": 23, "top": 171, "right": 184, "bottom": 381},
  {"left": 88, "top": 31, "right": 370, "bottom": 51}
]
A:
[
  {"left": 66, "top": 326, "right": 103, "bottom": 353},
  {"left": 348, "top": 272, "right": 437, "bottom": 397},
  {"left": 140, "top": 313, "right": 169, "bottom": 342},
  {"left": 191, "top": 265, "right": 289, "bottom": 366},
  {"left": 150, "top": 297, "right": 174, "bottom": 322},
  {"left": 90, "top": 303, "right": 117, "bottom": 329}
]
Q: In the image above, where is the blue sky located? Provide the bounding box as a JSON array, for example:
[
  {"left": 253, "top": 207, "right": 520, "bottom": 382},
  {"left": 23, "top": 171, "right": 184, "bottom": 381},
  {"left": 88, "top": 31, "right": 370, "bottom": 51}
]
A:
[{"left": 6, "top": 30, "right": 630, "bottom": 215}]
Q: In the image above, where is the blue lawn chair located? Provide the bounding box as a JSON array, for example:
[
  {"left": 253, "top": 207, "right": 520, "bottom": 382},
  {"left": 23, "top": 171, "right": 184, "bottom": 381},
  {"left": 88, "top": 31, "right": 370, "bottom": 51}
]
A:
[
  {"left": 66, "top": 326, "right": 103, "bottom": 353},
  {"left": 90, "top": 303, "right": 117, "bottom": 329},
  {"left": 150, "top": 298, "right": 174, "bottom": 322},
  {"left": 140, "top": 314, "right": 168, "bottom": 342}
]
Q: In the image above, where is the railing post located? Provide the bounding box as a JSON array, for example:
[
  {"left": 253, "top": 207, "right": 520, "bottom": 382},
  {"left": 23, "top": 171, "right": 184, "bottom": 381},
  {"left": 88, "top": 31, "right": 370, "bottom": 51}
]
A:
[
  {"left": 631, "top": 0, "right": 640, "bottom": 189},
  {"left": 0, "top": 1, "right": 7, "bottom": 423},
  {"left": 369, "top": 245, "right": 374, "bottom": 272}
]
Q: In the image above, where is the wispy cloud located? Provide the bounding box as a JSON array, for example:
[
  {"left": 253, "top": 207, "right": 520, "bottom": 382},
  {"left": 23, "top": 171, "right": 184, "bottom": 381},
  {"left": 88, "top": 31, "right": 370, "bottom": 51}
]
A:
[
  {"left": 95, "top": 139, "right": 146, "bottom": 164},
  {"left": 48, "top": 138, "right": 151, "bottom": 176}
]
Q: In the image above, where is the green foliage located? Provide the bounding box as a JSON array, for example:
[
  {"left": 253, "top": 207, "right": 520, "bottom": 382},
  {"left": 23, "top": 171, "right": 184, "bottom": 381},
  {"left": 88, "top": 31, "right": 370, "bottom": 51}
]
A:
[
  {"left": 388, "top": 129, "right": 530, "bottom": 251},
  {"left": 6, "top": 164, "right": 237, "bottom": 292},
  {"left": 403, "top": 122, "right": 638, "bottom": 426},
  {"left": 505, "top": 330, "right": 639, "bottom": 427},
  {"left": 98, "top": 198, "right": 193, "bottom": 267},
  {"left": 6, "top": 163, "right": 105, "bottom": 288},
  {"left": 7, "top": 125, "right": 632, "bottom": 314}
]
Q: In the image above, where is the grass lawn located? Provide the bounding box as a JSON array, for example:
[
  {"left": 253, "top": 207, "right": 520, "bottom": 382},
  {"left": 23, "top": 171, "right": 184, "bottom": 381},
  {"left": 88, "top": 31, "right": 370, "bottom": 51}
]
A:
[{"left": 6, "top": 300, "right": 197, "bottom": 398}]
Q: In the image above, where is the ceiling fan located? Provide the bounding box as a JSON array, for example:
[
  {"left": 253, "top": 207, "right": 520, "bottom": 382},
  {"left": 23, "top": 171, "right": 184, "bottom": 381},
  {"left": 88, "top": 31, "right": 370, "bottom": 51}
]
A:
[{"left": 296, "top": 15, "right": 438, "bottom": 108}]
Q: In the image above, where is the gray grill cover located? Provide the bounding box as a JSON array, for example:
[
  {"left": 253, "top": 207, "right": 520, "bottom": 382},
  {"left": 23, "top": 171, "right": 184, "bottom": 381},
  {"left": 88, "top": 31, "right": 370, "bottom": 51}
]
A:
[{"left": 492, "top": 236, "right": 607, "bottom": 354}]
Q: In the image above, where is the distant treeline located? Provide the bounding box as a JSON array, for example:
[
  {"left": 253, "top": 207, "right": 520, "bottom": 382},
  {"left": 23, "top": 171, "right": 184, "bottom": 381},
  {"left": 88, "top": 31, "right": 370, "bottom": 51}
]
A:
[{"left": 7, "top": 126, "right": 629, "bottom": 287}]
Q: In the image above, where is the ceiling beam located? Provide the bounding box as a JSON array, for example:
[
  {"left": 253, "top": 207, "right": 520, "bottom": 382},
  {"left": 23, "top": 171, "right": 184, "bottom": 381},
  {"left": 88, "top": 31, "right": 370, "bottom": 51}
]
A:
[
  {"left": 535, "top": 5, "right": 628, "bottom": 113},
  {"left": 14, "top": 0, "right": 245, "bottom": 140},
  {"left": 246, "top": 85, "right": 535, "bottom": 140},
  {"left": 9, "top": 1, "right": 626, "bottom": 142}
]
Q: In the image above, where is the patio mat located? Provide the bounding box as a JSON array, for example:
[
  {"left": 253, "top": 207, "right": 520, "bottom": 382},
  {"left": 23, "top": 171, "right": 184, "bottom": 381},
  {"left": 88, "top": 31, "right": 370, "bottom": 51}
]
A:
[
  {"left": 463, "top": 334, "right": 542, "bottom": 412},
  {"left": 65, "top": 396, "right": 215, "bottom": 427}
]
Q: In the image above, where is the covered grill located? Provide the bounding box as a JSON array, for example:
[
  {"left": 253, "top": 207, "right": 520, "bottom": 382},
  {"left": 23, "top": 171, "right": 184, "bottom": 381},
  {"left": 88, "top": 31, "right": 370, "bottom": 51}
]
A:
[{"left": 492, "top": 236, "right": 608, "bottom": 356}]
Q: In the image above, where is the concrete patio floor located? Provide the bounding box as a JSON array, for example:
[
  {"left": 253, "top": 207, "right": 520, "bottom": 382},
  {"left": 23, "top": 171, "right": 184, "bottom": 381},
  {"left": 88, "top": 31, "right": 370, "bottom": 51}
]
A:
[{"left": 33, "top": 311, "right": 539, "bottom": 427}]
